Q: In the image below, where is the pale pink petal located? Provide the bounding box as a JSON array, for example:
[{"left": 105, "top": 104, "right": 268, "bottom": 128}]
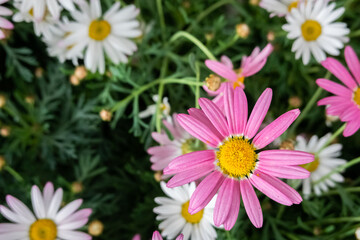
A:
[
  {"left": 175, "top": 234, "right": 184, "bottom": 240},
  {"left": 152, "top": 231, "right": 163, "bottom": 240},
  {"left": 6, "top": 195, "right": 36, "bottom": 223},
  {"left": 46, "top": 188, "right": 63, "bottom": 219},
  {"left": 43, "top": 182, "right": 54, "bottom": 211},
  {"left": 147, "top": 145, "right": 178, "bottom": 157},
  {"left": 244, "top": 88, "right": 272, "bottom": 139},
  {"left": 249, "top": 173, "right": 292, "bottom": 206},
  {"left": 55, "top": 199, "right": 83, "bottom": 223},
  {"left": 234, "top": 86, "right": 248, "bottom": 135},
  {"left": 223, "top": 83, "right": 236, "bottom": 133},
  {"left": 189, "top": 171, "right": 225, "bottom": 214},
  {"left": 0, "top": 17, "right": 13, "bottom": 29},
  {"left": 0, "top": 6, "right": 12, "bottom": 16},
  {"left": 258, "top": 150, "right": 314, "bottom": 166},
  {"left": 242, "top": 44, "right": 273, "bottom": 77},
  {"left": 151, "top": 132, "right": 171, "bottom": 145},
  {"left": 220, "top": 55, "right": 234, "bottom": 69},
  {"left": 258, "top": 165, "right": 310, "bottom": 179},
  {"left": 60, "top": 209, "right": 92, "bottom": 225},
  {"left": 345, "top": 46, "right": 360, "bottom": 85},
  {"left": 58, "top": 218, "right": 89, "bottom": 230},
  {"left": 31, "top": 186, "right": 46, "bottom": 219},
  {"left": 205, "top": 60, "right": 237, "bottom": 82},
  {"left": 253, "top": 109, "right": 300, "bottom": 149},
  {"left": 166, "top": 150, "right": 215, "bottom": 171},
  {"left": 256, "top": 171, "right": 302, "bottom": 204},
  {"left": 57, "top": 230, "right": 92, "bottom": 240},
  {"left": 166, "top": 165, "right": 214, "bottom": 188},
  {"left": 321, "top": 57, "right": 357, "bottom": 90},
  {"left": 316, "top": 78, "right": 353, "bottom": 97},
  {"left": 198, "top": 98, "right": 229, "bottom": 138},
  {"left": 343, "top": 120, "right": 360, "bottom": 137},
  {"left": 0, "top": 223, "right": 28, "bottom": 233},
  {"left": 240, "top": 180, "right": 263, "bottom": 228}
]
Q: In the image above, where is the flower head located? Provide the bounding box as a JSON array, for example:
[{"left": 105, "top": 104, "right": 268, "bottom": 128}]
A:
[
  {"left": 260, "top": 0, "right": 305, "bottom": 17},
  {"left": 295, "top": 134, "right": 346, "bottom": 197},
  {"left": 164, "top": 85, "right": 314, "bottom": 229},
  {"left": 154, "top": 182, "right": 217, "bottom": 240},
  {"left": 317, "top": 46, "right": 360, "bottom": 137},
  {"left": 0, "top": 182, "right": 92, "bottom": 240},
  {"left": 139, "top": 95, "right": 170, "bottom": 120},
  {"left": 204, "top": 44, "right": 273, "bottom": 108},
  {"left": 0, "top": 0, "right": 14, "bottom": 39},
  {"left": 60, "top": 0, "right": 141, "bottom": 73},
  {"left": 282, "top": 0, "right": 349, "bottom": 65}
]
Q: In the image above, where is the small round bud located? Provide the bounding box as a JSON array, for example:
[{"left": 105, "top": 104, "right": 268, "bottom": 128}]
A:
[
  {"left": 74, "top": 66, "right": 87, "bottom": 80},
  {"left": 0, "top": 94, "right": 6, "bottom": 108},
  {"left": 0, "top": 126, "right": 10, "bottom": 137},
  {"left": 205, "top": 74, "right": 221, "bottom": 92},
  {"left": 236, "top": 23, "right": 250, "bottom": 39},
  {"left": 99, "top": 109, "right": 112, "bottom": 122},
  {"left": 71, "top": 181, "right": 83, "bottom": 194},
  {"left": 35, "top": 67, "right": 44, "bottom": 78},
  {"left": 205, "top": 32, "right": 215, "bottom": 41},
  {"left": 0, "top": 156, "right": 6, "bottom": 171},
  {"left": 105, "top": 71, "right": 112, "bottom": 78},
  {"left": 280, "top": 139, "right": 295, "bottom": 150},
  {"left": 25, "top": 96, "right": 35, "bottom": 105},
  {"left": 182, "top": 0, "right": 191, "bottom": 8},
  {"left": 313, "top": 226, "right": 322, "bottom": 236},
  {"left": 288, "top": 96, "right": 302, "bottom": 108},
  {"left": 249, "top": 0, "right": 260, "bottom": 6},
  {"left": 267, "top": 31, "right": 275, "bottom": 42},
  {"left": 154, "top": 171, "right": 162, "bottom": 182},
  {"left": 88, "top": 220, "right": 104, "bottom": 237},
  {"left": 70, "top": 75, "right": 81, "bottom": 86}
]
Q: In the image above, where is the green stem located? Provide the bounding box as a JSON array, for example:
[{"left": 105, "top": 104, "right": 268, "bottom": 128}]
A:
[
  {"left": 170, "top": 31, "right": 217, "bottom": 60},
  {"left": 225, "top": 230, "right": 233, "bottom": 240},
  {"left": 155, "top": 82, "right": 165, "bottom": 133},
  {"left": 313, "top": 156, "right": 360, "bottom": 185},
  {"left": 4, "top": 165, "right": 24, "bottom": 182},
  {"left": 307, "top": 217, "right": 360, "bottom": 225},
  {"left": 214, "top": 34, "right": 239, "bottom": 55},
  {"left": 287, "top": 71, "right": 331, "bottom": 137},
  {"left": 320, "top": 187, "right": 360, "bottom": 197},
  {"left": 349, "top": 29, "right": 360, "bottom": 38},
  {"left": 316, "top": 123, "right": 346, "bottom": 155},
  {"left": 195, "top": 62, "right": 201, "bottom": 108},
  {"left": 156, "top": 0, "right": 166, "bottom": 40}
]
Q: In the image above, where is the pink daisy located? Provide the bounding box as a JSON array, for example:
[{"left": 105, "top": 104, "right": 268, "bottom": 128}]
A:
[
  {"left": 0, "top": 182, "right": 92, "bottom": 240},
  {"left": 317, "top": 46, "right": 360, "bottom": 137},
  {"left": 204, "top": 44, "right": 273, "bottom": 108},
  {"left": 0, "top": 0, "right": 14, "bottom": 39},
  {"left": 147, "top": 114, "right": 208, "bottom": 172},
  {"left": 152, "top": 231, "right": 183, "bottom": 240},
  {"left": 164, "top": 85, "right": 314, "bottom": 229}
]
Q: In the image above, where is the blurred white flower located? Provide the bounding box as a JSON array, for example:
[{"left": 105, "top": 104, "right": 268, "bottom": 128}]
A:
[{"left": 139, "top": 95, "right": 170, "bottom": 120}]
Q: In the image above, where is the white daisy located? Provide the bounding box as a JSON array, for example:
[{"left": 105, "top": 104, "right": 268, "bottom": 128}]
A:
[
  {"left": 139, "top": 95, "right": 171, "bottom": 120},
  {"left": 0, "top": 182, "right": 92, "bottom": 240},
  {"left": 60, "top": 0, "right": 141, "bottom": 74},
  {"left": 295, "top": 134, "right": 346, "bottom": 197},
  {"left": 259, "top": 0, "right": 305, "bottom": 17},
  {"left": 282, "top": 0, "right": 349, "bottom": 65},
  {"left": 154, "top": 182, "right": 218, "bottom": 240}
]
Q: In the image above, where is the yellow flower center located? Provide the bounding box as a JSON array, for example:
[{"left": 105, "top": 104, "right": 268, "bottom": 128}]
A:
[
  {"left": 353, "top": 87, "right": 360, "bottom": 107},
  {"left": 301, "top": 20, "right": 322, "bottom": 41},
  {"left": 29, "top": 219, "right": 57, "bottom": 240},
  {"left": 181, "top": 201, "right": 204, "bottom": 224},
  {"left": 217, "top": 136, "right": 258, "bottom": 178},
  {"left": 288, "top": 1, "right": 299, "bottom": 12},
  {"left": 301, "top": 155, "right": 319, "bottom": 172},
  {"left": 89, "top": 20, "right": 111, "bottom": 41},
  {"left": 181, "top": 138, "right": 207, "bottom": 154}
]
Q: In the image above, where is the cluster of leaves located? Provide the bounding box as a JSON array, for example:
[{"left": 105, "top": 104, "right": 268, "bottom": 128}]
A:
[{"left": 0, "top": 0, "right": 360, "bottom": 239}]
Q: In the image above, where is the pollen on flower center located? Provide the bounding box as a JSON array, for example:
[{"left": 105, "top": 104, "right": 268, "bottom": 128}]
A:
[
  {"left": 181, "top": 138, "right": 206, "bottom": 154},
  {"left": 217, "top": 136, "right": 258, "bottom": 178},
  {"left": 301, "top": 155, "right": 319, "bottom": 172},
  {"left": 288, "top": 1, "right": 299, "bottom": 12},
  {"left": 353, "top": 87, "right": 360, "bottom": 107},
  {"left": 29, "top": 219, "right": 57, "bottom": 240},
  {"left": 181, "top": 201, "right": 204, "bottom": 224},
  {"left": 89, "top": 20, "right": 111, "bottom": 41},
  {"left": 301, "top": 20, "right": 322, "bottom": 41}
]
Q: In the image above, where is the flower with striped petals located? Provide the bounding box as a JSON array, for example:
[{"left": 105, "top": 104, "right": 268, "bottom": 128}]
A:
[
  {"left": 154, "top": 182, "right": 217, "bottom": 240},
  {"left": 317, "top": 46, "right": 360, "bottom": 137},
  {"left": 204, "top": 44, "right": 273, "bottom": 109},
  {"left": 152, "top": 231, "right": 183, "bottom": 240},
  {"left": 0, "top": 0, "right": 13, "bottom": 39},
  {"left": 164, "top": 85, "right": 314, "bottom": 229},
  {"left": 0, "top": 182, "right": 92, "bottom": 240}
]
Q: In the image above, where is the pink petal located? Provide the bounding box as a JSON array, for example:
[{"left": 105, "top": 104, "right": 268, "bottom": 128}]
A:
[
  {"left": 242, "top": 44, "right": 273, "bottom": 77},
  {"left": 249, "top": 173, "right": 292, "bottom": 206},
  {"left": 255, "top": 171, "right": 302, "bottom": 204},
  {"left": 223, "top": 83, "right": 236, "bottom": 134},
  {"left": 0, "top": 17, "right": 13, "bottom": 29},
  {"left": 163, "top": 115, "right": 182, "bottom": 139},
  {"left": 189, "top": 171, "right": 225, "bottom": 214},
  {"left": 234, "top": 87, "right": 248, "bottom": 135},
  {"left": 345, "top": 46, "right": 360, "bottom": 85},
  {"left": 222, "top": 181, "right": 241, "bottom": 231},
  {"left": 258, "top": 150, "right": 314, "bottom": 166},
  {"left": 343, "top": 120, "right": 360, "bottom": 137},
  {"left": 321, "top": 57, "right": 357, "bottom": 90},
  {"left": 220, "top": 55, "right": 234, "bottom": 69},
  {"left": 253, "top": 109, "right": 300, "bottom": 149},
  {"left": 151, "top": 132, "right": 170, "bottom": 145},
  {"left": 316, "top": 78, "right": 353, "bottom": 97},
  {"left": 175, "top": 234, "right": 184, "bottom": 240},
  {"left": 198, "top": 98, "right": 229, "bottom": 138},
  {"left": 6, "top": 195, "right": 35, "bottom": 222},
  {"left": 177, "top": 114, "right": 221, "bottom": 148},
  {"left": 187, "top": 108, "right": 224, "bottom": 140},
  {"left": 244, "top": 88, "right": 272, "bottom": 139},
  {"left": 340, "top": 106, "right": 359, "bottom": 122},
  {"left": 166, "top": 165, "right": 214, "bottom": 188},
  {"left": 240, "top": 180, "right": 263, "bottom": 228},
  {"left": 258, "top": 165, "right": 310, "bottom": 179},
  {"left": 317, "top": 96, "right": 345, "bottom": 106},
  {"left": 214, "top": 178, "right": 235, "bottom": 227},
  {"left": 205, "top": 60, "right": 237, "bottom": 82},
  {"left": 166, "top": 150, "right": 215, "bottom": 172}
]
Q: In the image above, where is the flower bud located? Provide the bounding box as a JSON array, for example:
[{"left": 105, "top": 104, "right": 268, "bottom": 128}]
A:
[{"left": 88, "top": 220, "right": 104, "bottom": 237}]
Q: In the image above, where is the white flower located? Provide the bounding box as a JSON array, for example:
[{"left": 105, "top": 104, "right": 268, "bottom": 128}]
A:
[
  {"left": 0, "top": 182, "right": 92, "bottom": 240},
  {"left": 139, "top": 95, "right": 170, "bottom": 119},
  {"left": 154, "top": 182, "right": 218, "bottom": 240},
  {"left": 260, "top": 0, "right": 305, "bottom": 17},
  {"left": 60, "top": 0, "right": 141, "bottom": 73},
  {"left": 295, "top": 134, "right": 346, "bottom": 197},
  {"left": 282, "top": 0, "right": 349, "bottom": 65}
]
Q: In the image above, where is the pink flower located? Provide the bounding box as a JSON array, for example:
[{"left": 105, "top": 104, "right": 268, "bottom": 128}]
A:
[
  {"left": 0, "top": 0, "right": 14, "bottom": 39},
  {"left": 152, "top": 231, "right": 183, "bottom": 240},
  {"left": 0, "top": 182, "right": 92, "bottom": 240},
  {"left": 317, "top": 46, "right": 360, "bottom": 137},
  {"left": 147, "top": 114, "right": 209, "bottom": 172},
  {"left": 204, "top": 44, "right": 273, "bottom": 108},
  {"left": 164, "top": 85, "right": 314, "bottom": 230},
  {"left": 132, "top": 234, "right": 141, "bottom": 240}
]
